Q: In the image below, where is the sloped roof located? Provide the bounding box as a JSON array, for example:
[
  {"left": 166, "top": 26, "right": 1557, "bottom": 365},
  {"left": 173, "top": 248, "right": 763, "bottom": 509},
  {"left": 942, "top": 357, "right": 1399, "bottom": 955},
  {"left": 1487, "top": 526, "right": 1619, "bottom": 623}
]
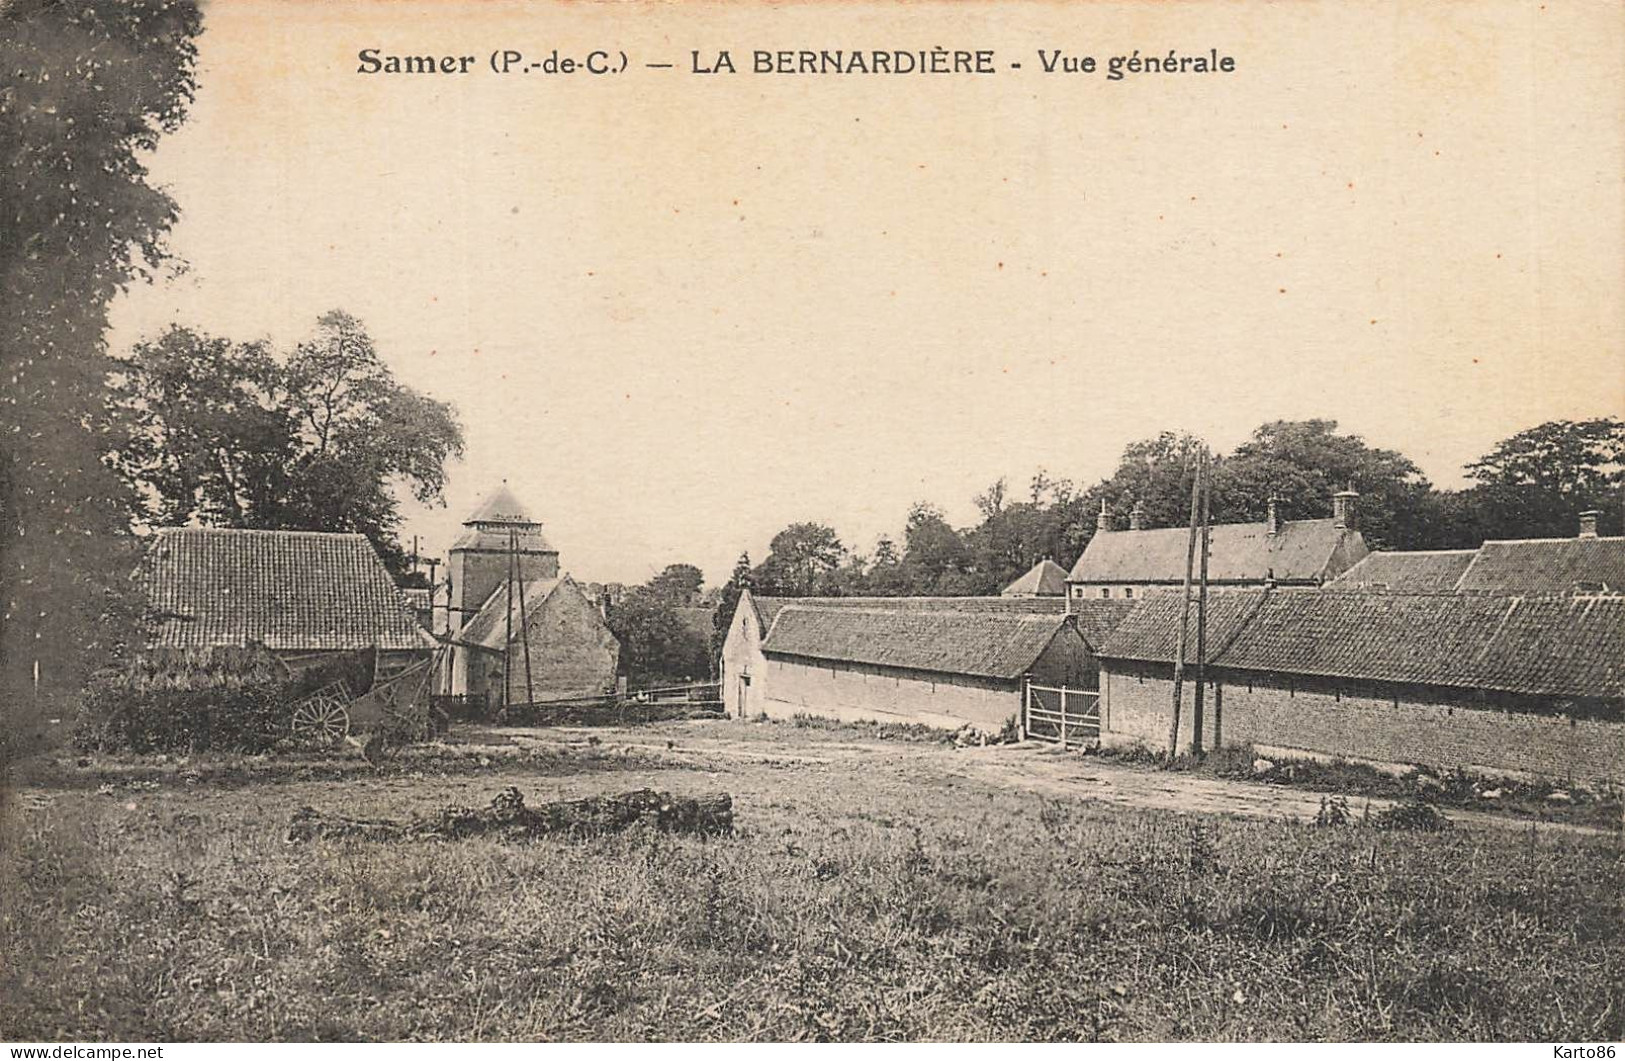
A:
[
  {"left": 1002, "top": 559, "right": 1070, "bottom": 597},
  {"left": 452, "top": 576, "right": 567, "bottom": 650},
  {"left": 465, "top": 484, "right": 536, "bottom": 525},
  {"left": 1100, "top": 590, "right": 1625, "bottom": 701},
  {"left": 1327, "top": 550, "right": 1478, "bottom": 593},
  {"left": 750, "top": 594, "right": 1069, "bottom": 636},
  {"left": 1455, "top": 537, "right": 1625, "bottom": 596},
  {"left": 762, "top": 607, "right": 1080, "bottom": 681},
  {"left": 1065, "top": 598, "right": 1142, "bottom": 649},
  {"left": 138, "top": 528, "right": 433, "bottom": 652},
  {"left": 1068, "top": 518, "right": 1364, "bottom": 585}
]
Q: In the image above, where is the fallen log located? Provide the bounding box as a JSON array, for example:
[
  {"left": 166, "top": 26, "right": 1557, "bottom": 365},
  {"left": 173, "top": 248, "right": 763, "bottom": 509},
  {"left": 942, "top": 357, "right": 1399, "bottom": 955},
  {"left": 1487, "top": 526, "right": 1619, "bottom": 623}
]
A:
[{"left": 286, "top": 785, "right": 733, "bottom": 843}]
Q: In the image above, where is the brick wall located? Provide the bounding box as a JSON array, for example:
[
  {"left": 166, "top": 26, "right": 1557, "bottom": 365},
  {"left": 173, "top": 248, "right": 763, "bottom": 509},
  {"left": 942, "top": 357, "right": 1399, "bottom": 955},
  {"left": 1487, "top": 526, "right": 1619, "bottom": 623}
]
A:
[
  {"left": 1101, "top": 660, "right": 1625, "bottom": 784},
  {"left": 761, "top": 655, "right": 1021, "bottom": 731}
]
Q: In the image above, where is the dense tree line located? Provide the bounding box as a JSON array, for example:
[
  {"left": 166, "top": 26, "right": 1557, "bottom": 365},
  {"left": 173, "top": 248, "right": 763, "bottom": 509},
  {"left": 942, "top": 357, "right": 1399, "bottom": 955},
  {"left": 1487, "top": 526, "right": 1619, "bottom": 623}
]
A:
[{"left": 714, "top": 418, "right": 1624, "bottom": 625}]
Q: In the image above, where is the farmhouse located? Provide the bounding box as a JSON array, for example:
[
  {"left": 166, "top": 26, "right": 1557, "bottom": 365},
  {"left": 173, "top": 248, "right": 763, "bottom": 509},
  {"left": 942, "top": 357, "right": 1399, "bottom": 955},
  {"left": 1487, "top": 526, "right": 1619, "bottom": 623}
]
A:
[
  {"left": 1095, "top": 589, "right": 1625, "bottom": 783},
  {"left": 1327, "top": 511, "right": 1623, "bottom": 596},
  {"left": 1002, "top": 558, "right": 1069, "bottom": 597},
  {"left": 720, "top": 591, "right": 1134, "bottom": 725},
  {"left": 136, "top": 527, "right": 434, "bottom": 676},
  {"left": 1068, "top": 491, "right": 1368, "bottom": 600},
  {"left": 442, "top": 486, "right": 619, "bottom": 703}
]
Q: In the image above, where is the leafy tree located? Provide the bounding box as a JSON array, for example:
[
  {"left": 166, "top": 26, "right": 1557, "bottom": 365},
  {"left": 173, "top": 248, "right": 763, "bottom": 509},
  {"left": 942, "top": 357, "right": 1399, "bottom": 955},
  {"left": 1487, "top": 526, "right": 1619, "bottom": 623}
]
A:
[
  {"left": 1, "top": 0, "right": 202, "bottom": 716},
  {"left": 1212, "top": 419, "right": 1437, "bottom": 549},
  {"left": 752, "top": 522, "right": 847, "bottom": 596},
  {"left": 610, "top": 565, "right": 712, "bottom": 686},
  {"left": 1461, "top": 418, "right": 1623, "bottom": 540},
  {"left": 902, "top": 502, "right": 973, "bottom": 591},
  {"left": 108, "top": 312, "right": 464, "bottom": 574},
  {"left": 645, "top": 563, "right": 704, "bottom": 605}
]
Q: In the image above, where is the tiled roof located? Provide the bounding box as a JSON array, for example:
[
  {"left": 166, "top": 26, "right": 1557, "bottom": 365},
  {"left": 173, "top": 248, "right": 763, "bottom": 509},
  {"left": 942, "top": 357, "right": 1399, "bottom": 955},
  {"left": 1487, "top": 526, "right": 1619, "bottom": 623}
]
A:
[
  {"left": 138, "top": 528, "right": 433, "bottom": 652},
  {"left": 464, "top": 484, "right": 536, "bottom": 525},
  {"left": 1066, "top": 599, "right": 1142, "bottom": 649},
  {"left": 1002, "top": 559, "right": 1070, "bottom": 597},
  {"left": 762, "top": 607, "right": 1080, "bottom": 681},
  {"left": 1099, "top": 590, "right": 1625, "bottom": 701},
  {"left": 452, "top": 577, "right": 567, "bottom": 650},
  {"left": 750, "top": 594, "right": 1069, "bottom": 635},
  {"left": 1455, "top": 538, "right": 1625, "bottom": 596},
  {"left": 1327, "top": 550, "right": 1478, "bottom": 593},
  {"left": 1068, "top": 518, "right": 1366, "bottom": 585},
  {"left": 452, "top": 486, "right": 557, "bottom": 553}
]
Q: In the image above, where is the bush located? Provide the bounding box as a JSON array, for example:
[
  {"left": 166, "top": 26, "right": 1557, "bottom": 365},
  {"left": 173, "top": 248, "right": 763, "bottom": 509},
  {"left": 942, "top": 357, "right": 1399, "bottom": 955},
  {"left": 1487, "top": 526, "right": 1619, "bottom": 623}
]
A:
[
  {"left": 71, "top": 646, "right": 380, "bottom": 754},
  {"left": 74, "top": 677, "right": 294, "bottom": 754}
]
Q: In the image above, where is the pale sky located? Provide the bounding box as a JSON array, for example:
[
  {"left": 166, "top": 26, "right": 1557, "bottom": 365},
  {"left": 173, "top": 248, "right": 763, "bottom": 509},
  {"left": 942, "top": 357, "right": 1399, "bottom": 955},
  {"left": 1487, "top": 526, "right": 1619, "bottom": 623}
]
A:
[{"left": 108, "top": 0, "right": 1624, "bottom": 586}]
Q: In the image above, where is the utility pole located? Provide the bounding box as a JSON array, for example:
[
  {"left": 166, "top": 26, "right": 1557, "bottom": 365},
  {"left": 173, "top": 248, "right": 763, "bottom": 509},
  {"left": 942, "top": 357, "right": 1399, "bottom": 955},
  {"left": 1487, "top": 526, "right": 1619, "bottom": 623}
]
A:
[
  {"left": 504, "top": 528, "right": 514, "bottom": 707},
  {"left": 514, "top": 528, "right": 534, "bottom": 705},
  {"left": 1169, "top": 445, "right": 1202, "bottom": 760},
  {"left": 1191, "top": 448, "right": 1212, "bottom": 758}
]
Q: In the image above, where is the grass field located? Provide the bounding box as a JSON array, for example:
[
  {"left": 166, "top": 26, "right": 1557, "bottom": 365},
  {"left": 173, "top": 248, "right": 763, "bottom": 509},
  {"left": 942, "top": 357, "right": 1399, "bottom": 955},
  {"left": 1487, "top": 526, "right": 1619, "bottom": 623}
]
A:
[{"left": 3, "top": 719, "right": 1622, "bottom": 1041}]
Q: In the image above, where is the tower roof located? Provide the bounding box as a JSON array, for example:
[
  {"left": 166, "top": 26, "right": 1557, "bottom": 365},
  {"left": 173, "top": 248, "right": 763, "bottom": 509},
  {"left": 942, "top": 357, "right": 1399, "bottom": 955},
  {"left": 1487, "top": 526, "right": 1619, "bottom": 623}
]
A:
[{"left": 465, "top": 484, "right": 536, "bottom": 526}]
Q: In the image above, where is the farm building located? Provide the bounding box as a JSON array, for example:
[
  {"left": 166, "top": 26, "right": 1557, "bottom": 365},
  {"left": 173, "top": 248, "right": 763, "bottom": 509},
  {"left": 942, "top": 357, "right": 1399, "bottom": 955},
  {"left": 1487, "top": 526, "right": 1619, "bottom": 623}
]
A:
[
  {"left": 448, "top": 574, "right": 620, "bottom": 705},
  {"left": 1002, "top": 559, "right": 1069, "bottom": 597},
  {"left": 1067, "top": 491, "right": 1368, "bottom": 600},
  {"left": 1095, "top": 589, "right": 1625, "bottom": 784},
  {"left": 136, "top": 527, "right": 434, "bottom": 677},
  {"left": 1325, "top": 550, "right": 1479, "bottom": 593},
  {"left": 720, "top": 591, "right": 1134, "bottom": 725},
  {"left": 1327, "top": 511, "right": 1623, "bottom": 596},
  {"left": 758, "top": 607, "right": 1090, "bottom": 732}
]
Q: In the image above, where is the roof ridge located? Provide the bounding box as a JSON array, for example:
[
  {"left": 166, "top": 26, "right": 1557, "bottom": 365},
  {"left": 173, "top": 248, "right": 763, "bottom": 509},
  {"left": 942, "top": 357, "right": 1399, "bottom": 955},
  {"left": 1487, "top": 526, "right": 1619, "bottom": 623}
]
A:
[{"left": 154, "top": 526, "right": 369, "bottom": 539}]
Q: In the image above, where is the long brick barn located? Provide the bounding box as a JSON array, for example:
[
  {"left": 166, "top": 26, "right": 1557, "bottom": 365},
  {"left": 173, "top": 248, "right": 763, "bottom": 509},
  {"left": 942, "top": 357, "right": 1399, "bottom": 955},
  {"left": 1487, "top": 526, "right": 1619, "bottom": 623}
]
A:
[
  {"left": 1095, "top": 590, "right": 1625, "bottom": 783},
  {"left": 721, "top": 591, "right": 1134, "bottom": 728}
]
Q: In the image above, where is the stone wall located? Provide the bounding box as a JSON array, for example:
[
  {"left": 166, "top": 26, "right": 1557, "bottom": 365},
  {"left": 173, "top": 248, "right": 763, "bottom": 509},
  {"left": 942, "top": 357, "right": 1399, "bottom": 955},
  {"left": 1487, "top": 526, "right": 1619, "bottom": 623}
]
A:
[
  {"left": 761, "top": 655, "right": 1021, "bottom": 732},
  {"left": 1100, "top": 659, "right": 1625, "bottom": 783}
]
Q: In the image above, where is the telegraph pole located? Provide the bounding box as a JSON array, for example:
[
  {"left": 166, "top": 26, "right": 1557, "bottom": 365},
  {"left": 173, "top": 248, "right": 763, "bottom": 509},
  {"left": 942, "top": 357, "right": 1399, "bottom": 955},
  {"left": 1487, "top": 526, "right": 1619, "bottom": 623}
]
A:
[
  {"left": 1169, "top": 445, "right": 1202, "bottom": 760},
  {"left": 1191, "top": 448, "right": 1212, "bottom": 758}
]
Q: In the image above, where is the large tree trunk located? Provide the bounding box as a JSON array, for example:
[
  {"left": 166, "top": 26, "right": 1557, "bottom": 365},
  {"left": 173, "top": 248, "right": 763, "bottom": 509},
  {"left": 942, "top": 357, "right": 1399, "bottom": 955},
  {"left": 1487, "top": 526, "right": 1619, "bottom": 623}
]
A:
[{"left": 286, "top": 786, "right": 733, "bottom": 842}]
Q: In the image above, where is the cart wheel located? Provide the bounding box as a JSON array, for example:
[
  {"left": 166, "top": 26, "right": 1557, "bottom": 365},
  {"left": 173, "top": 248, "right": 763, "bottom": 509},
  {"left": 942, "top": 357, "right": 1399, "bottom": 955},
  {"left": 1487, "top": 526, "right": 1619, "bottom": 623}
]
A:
[{"left": 291, "top": 695, "right": 351, "bottom": 744}]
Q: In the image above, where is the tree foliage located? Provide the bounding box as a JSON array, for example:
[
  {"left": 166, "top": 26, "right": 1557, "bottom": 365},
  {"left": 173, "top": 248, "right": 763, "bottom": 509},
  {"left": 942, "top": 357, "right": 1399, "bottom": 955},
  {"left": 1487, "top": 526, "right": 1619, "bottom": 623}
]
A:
[
  {"left": 609, "top": 566, "right": 712, "bottom": 687},
  {"left": 735, "top": 417, "right": 1622, "bottom": 603},
  {"left": 108, "top": 311, "right": 464, "bottom": 574},
  {"left": 1, "top": 0, "right": 202, "bottom": 714},
  {"left": 1461, "top": 418, "right": 1623, "bottom": 541}
]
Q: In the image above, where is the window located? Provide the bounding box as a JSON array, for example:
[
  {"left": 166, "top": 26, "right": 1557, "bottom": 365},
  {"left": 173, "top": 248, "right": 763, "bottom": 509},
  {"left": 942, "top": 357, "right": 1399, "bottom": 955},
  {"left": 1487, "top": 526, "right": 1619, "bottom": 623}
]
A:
[
  {"left": 1099, "top": 588, "right": 1111, "bottom": 599},
  {"left": 1124, "top": 587, "right": 1135, "bottom": 599}
]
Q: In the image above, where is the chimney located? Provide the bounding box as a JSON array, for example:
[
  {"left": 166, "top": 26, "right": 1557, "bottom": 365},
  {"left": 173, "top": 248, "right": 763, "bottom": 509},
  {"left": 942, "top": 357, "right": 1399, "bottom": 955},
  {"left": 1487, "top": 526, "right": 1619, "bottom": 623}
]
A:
[
  {"left": 1096, "top": 499, "right": 1111, "bottom": 533},
  {"left": 1578, "top": 509, "right": 1600, "bottom": 539},
  {"left": 1332, "top": 485, "right": 1359, "bottom": 531},
  {"left": 1265, "top": 496, "right": 1280, "bottom": 536},
  {"left": 1129, "top": 500, "right": 1146, "bottom": 531}
]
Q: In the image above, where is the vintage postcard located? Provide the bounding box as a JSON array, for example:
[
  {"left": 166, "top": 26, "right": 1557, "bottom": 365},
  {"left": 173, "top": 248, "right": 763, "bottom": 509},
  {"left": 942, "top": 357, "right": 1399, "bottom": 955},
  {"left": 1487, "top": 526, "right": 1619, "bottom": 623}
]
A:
[{"left": 2, "top": 0, "right": 1622, "bottom": 1046}]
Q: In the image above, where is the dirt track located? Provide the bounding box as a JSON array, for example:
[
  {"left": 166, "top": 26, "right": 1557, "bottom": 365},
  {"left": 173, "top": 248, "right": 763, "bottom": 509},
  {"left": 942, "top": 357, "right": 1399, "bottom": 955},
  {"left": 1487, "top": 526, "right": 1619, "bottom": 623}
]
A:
[{"left": 493, "top": 721, "right": 1614, "bottom": 836}]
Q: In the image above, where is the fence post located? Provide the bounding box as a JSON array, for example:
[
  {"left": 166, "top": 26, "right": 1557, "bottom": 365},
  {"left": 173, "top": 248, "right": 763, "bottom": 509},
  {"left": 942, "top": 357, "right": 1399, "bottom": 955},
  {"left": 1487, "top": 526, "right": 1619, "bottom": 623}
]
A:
[
  {"left": 1059, "top": 687, "right": 1068, "bottom": 749},
  {"left": 1020, "top": 674, "right": 1030, "bottom": 743}
]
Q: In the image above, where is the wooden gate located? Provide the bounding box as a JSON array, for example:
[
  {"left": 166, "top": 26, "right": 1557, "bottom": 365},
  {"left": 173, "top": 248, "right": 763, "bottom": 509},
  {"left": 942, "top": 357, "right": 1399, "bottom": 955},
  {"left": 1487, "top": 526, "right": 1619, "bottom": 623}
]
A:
[{"left": 1023, "top": 683, "right": 1100, "bottom": 749}]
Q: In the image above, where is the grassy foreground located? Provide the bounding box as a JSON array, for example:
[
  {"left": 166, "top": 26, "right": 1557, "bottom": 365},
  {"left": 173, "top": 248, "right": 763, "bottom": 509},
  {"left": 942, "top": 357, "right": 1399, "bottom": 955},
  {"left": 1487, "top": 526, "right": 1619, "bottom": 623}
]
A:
[{"left": 2, "top": 724, "right": 1622, "bottom": 1041}]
